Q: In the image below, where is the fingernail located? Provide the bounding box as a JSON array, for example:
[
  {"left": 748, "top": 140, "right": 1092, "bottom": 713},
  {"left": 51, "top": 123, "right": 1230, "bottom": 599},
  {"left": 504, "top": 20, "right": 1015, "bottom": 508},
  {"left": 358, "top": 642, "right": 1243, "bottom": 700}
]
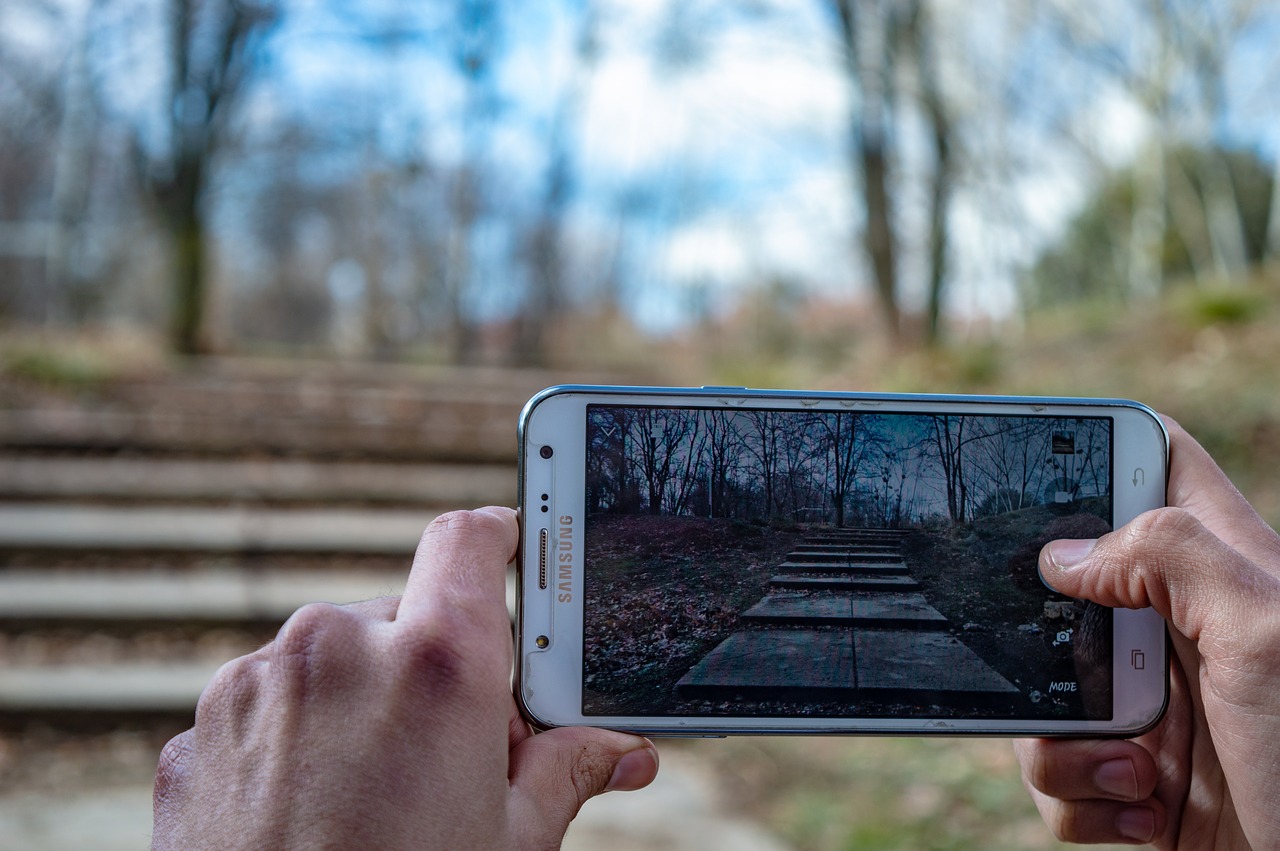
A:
[
  {"left": 605, "top": 746, "right": 658, "bottom": 792},
  {"left": 1095, "top": 758, "right": 1138, "bottom": 799},
  {"left": 1116, "top": 807, "right": 1156, "bottom": 842},
  {"left": 1049, "top": 538, "right": 1096, "bottom": 569}
]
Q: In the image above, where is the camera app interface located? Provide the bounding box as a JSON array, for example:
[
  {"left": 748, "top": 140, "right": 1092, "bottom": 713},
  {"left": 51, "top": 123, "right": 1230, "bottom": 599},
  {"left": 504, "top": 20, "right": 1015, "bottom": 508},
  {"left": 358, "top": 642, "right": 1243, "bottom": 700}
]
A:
[{"left": 582, "top": 405, "right": 1113, "bottom": 720}]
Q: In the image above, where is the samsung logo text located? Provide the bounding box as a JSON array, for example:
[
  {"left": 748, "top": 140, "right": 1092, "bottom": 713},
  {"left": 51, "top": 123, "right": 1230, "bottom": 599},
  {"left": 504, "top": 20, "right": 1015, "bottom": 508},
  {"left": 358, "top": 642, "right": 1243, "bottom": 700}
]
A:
[{"left": 557, "top": 515, "right": 574, "bottom": 602}]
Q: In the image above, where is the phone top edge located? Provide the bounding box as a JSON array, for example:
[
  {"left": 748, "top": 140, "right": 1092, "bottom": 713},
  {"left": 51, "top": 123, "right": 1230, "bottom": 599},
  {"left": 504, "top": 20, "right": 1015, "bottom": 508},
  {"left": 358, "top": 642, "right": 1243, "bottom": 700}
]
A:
[
  {"left": 522, "top": 383, "right": 1163, "bottom": 414},
  {"left": 520, "top": 383, "right": 1170, "bottom": 492}
]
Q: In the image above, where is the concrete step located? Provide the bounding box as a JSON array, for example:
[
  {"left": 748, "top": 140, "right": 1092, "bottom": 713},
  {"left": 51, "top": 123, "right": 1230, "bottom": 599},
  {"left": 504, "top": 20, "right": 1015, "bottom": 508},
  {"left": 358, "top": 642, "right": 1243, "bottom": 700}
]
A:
[
  {"left": 0, "top": 566, "right": 516, "bottom": 624},
  {"left": 768, "top": 575, "right": 920, "bottom": 592},
  {"left": 782, "top": 551, "right": 903, "bottom": 563},
  {"left": 0, "top": 661, "right": 225, "bottom": 712},
  {"left": 0, "top": 504, "right": 443, "bottom": 553},
  {"left": 793, "top": 551, "right": 904, "bottom": 560},
  {"left": 776, "top": 562, "right": 908, "bottom": 574},
  {"left": 740, "top": 592, "right": 947, "bottom": 629},
  {"left": 793, "top": 543, "right": 902, "bottom": 552},
  {"left": 676, "top": 628, "right": 1019, "bottom": 703},
  {"left": 0, "top": 456, "right": 513, "bottom": 506},
  {"left": 0, "top": 408, "right": 515, "bottom": 462}
]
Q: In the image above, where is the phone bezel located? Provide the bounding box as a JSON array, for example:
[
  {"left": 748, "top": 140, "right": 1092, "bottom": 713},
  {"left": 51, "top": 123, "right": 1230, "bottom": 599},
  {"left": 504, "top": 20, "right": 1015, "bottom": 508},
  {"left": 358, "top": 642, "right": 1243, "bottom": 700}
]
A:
[{"left": 516, "top": 385, "right": 1169, "bottom": 737}]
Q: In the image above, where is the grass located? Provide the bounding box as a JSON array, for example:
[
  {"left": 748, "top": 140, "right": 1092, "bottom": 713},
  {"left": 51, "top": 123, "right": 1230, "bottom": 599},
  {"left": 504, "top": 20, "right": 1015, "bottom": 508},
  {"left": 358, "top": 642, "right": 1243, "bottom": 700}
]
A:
[
  {"left": 0, "top": 326, "right": 167, "bottom": 392},
  {"left": 674, "top": 734, "right": 1130, "bottom": 851}
]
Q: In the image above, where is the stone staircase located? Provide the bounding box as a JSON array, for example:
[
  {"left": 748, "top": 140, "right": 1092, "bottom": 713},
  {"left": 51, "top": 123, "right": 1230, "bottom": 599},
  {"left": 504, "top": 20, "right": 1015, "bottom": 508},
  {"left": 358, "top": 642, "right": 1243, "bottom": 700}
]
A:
[{"left": 676, "top": 528, "right": 1020, "bottom": 707}]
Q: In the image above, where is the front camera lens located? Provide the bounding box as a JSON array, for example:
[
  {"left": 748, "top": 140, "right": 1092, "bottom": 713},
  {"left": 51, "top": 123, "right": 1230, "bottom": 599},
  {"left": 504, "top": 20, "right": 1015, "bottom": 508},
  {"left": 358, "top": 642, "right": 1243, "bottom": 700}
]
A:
[{"left": 539, "top": 445, "right": 554, "bottom": 459}]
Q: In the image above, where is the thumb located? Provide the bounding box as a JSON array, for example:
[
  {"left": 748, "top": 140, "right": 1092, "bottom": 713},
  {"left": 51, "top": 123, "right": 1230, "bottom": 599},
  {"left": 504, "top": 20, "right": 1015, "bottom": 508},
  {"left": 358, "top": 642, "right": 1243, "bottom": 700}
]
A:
[
  {"left": 1039, "top": 506, "right": 1267, "bottom": 643},
  {"left": 506, "top": 727, "right": 658, "bottom": 846}
]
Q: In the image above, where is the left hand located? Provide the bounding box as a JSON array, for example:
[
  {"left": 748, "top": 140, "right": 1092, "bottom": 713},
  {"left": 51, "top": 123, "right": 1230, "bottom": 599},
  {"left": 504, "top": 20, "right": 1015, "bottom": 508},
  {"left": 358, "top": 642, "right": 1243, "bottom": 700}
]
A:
[{"left": 152, "top": 507, "right": 659, "bottom": 850}]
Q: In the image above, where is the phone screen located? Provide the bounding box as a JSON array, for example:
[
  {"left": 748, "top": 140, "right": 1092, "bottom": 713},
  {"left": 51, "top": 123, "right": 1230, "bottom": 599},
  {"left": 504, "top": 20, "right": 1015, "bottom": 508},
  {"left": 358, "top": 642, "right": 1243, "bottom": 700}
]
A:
[{"left": 580, "top": 405, "right": 1115, "bottom": 722}]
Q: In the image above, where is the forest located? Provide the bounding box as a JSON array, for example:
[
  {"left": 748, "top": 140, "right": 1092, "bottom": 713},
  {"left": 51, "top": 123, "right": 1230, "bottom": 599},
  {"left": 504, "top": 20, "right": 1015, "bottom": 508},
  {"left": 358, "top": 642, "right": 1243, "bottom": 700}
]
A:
[
  {"left": 3, "top": 1, "right": 1276, "bottom": 362},
  {"left": 586, "top": 407, "right": 1111, "bottom": 529}
]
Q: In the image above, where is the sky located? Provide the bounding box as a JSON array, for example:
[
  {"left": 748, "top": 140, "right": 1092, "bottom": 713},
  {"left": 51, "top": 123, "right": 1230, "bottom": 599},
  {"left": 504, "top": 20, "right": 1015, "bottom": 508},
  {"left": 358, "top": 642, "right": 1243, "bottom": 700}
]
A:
[{"left": 6, "top": 0, "right": 1279, "bottom": 335}]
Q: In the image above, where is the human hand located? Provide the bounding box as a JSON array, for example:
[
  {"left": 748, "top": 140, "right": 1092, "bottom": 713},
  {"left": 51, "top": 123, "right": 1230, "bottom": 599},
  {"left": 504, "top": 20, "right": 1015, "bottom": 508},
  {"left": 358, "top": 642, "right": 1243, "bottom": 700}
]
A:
[
  {"left": 152, "top": 507, "right": 659, "bottom": 850},
  {"left": 1014, "top": 418, "right": 1280, "bottom": 848}
]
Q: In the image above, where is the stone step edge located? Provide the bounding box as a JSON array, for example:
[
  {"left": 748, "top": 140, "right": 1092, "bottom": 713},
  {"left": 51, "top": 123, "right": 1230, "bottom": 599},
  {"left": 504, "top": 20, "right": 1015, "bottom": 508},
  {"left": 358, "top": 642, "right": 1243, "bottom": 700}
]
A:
[
  {"left": 0, "top": 505, "right": 452, "bottom": 552},
  {"left": 0, "top": 457, "right": 513, "bottom": 505},
  {"left": 0, "top": 568, "right": 517, "bottom": 623}
]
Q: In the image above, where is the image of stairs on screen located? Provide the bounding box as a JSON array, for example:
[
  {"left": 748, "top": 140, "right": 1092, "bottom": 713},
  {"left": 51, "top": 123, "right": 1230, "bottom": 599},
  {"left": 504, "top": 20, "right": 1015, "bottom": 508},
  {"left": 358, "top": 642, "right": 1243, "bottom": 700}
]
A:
[{"left": 676, "top": 528, "right": 1020, "bottom": 707}]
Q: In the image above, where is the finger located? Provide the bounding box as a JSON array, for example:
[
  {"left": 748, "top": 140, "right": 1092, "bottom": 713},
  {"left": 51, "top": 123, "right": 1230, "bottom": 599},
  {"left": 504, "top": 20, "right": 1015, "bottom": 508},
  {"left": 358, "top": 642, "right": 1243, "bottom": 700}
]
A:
[
  {"left": 398, "top": 507, "right": 519, "bottom": 633},
  {"left": 1162, "top": 416, "right": 1280, "bottom": 570},
  {"left": 1038, "top": 506, "right": 1278, "bottom": 643},
  {"left": 506, "top": 728, "right": 658, "bottom": 845},
  {"left": 1013, "top": 738, "right": 1157, "bottom": 803},
  {"left": 1023, "top": 784, "right": 1164, "bottom": 845}
]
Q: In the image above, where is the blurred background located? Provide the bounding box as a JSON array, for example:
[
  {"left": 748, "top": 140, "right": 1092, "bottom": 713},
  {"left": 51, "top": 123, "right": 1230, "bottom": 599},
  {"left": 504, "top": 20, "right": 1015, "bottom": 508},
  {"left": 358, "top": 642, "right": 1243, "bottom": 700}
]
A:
[{"left": 1, "top": 0, "right": 1278, "bottom": 848}]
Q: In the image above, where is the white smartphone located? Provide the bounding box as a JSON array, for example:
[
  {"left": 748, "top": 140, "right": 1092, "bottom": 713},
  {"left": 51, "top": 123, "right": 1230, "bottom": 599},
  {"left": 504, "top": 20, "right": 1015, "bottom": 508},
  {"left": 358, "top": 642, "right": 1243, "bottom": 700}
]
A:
[{"left": 516, "top": 385, "right": 1169, "bottom": 736}]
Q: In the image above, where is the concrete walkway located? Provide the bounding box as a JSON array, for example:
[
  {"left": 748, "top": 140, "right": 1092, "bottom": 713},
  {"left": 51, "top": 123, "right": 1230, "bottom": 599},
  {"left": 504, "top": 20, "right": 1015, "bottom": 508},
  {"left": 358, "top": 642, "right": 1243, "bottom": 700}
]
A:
[{"left": 678, "top": 528, "right": 1018, "bottom": 704}]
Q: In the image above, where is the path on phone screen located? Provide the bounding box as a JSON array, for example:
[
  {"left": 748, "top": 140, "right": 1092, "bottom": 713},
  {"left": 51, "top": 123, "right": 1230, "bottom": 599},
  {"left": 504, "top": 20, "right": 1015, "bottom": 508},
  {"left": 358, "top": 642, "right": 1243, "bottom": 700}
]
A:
[{"left": 676, "top": 528, "right": 1020, "bottom": 706}]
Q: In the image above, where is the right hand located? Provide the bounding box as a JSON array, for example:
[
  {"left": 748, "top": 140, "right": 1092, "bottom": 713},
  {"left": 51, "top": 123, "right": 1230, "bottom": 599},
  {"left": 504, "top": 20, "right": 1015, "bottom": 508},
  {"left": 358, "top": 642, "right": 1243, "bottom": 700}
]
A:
[{"left": 1014, "top": 417, "right": 1280, "bottom": 849}]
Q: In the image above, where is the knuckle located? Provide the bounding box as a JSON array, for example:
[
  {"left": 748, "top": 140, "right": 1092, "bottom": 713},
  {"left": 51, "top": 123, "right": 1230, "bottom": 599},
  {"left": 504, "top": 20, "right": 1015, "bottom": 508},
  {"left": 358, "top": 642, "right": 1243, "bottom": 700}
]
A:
[
  {"left": 266, "top": 602, "right": 368, "bottom": 699},
  {"left": 1121, "top": 506, "right": 1201, "bottom": 551},
  {"left": 420, "top": 509, "right": 517, "bottom": 564},
  {"left": 1037, "top": 798, "right": 1084, "bottom": 843},
  {"left": 153, "top": 731, "right": 193, "bottom": 809},
  {"left": 1046, "top": 812, "right": 1072, "bottom": 843},
  {"left": 424, "top": 508, "right": 503, "bottom": 542},
  {"left": 1020, "top": 743, "right": 1053, "bottom": 795},
  {"left": 568, "top": 744, "right": 611, "bottom": 805},
  {"left": 194, "top": 653, "right": 260, "bottom": 728},
  {"left": 396, "top": 618, "right": 478, "bottom": 693},
  {"left": 274, "top": 601, "right": 348, "bottom": 674},
  {"left": 1056, "top": 803, "right": 1095, "bottom": 843}
]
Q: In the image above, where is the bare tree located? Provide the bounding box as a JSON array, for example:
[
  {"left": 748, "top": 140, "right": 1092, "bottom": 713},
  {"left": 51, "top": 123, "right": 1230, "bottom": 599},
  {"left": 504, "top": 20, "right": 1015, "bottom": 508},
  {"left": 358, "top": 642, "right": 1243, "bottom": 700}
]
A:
[
  {"left": 441, "top": 0, "right": 504, "bottom": 363},
  {"left": 742, "top": 409, "right": 787, "bottom": 520},
  {"left": 629, "top": 408, "right": 698, "bottom": 515},
  {"left": 133, "top": 0, "right": 277, "bottom": 355},
  {"left": 902, "top": 0, "right": 953, "bottom": 343},
  {"left": 700, "top": 408, "right": 745, "bottom": 519},
  {"left": 926, "top": 414, "right": 969, "bottom": 524},
  {"left": 665, "top": 410, "right": 704, "bottom": 516},
  {"left": 512, "top": 0, "right": 600, "bottom": 365},
  {"left": 1268, "top": 148, "right": 1280, "bottom": 262},
  {"left": 813, "top": 411, "right": 872, "bottom": 527},
  {"left": 829, "top": 0, "right": 903, "bottom": 339},
  {"left": 1043, "top": 0, "right": 1271, "bottom": 296}
]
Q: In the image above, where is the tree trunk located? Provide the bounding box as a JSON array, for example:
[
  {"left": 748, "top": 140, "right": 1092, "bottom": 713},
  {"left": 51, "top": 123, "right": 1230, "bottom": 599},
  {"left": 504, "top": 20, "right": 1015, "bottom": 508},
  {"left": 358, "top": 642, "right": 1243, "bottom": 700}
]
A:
[
  {"left": 835, "top": 0, "right": 901, "bottom": 341},
  {"left": 910, "top": 0, "right": 951, "bottom": 344},
  {"left": 171, "top": 208, "right": 209, "bottom": 355},
  {"left": 1268, "top": 141, "right": 1280, "bottom": 261}
]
